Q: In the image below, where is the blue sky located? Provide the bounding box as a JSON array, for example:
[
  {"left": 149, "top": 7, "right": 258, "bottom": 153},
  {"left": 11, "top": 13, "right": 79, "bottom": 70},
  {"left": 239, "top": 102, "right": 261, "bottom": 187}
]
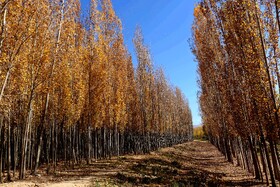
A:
[{"left": 80, "top": 0, "right": 201, "bottom": 126}]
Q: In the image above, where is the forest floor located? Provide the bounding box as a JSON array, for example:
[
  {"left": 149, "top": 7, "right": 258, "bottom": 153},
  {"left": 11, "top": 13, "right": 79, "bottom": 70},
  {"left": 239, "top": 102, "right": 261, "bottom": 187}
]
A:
[{"left": 1, "top": 141, "right": 266, "bottom": 187}]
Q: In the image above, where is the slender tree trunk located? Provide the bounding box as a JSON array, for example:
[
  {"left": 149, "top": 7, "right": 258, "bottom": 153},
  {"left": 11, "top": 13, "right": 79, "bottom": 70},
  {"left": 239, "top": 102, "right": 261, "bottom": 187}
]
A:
[
  {"left": 255, "top": 0, "right": 280, "bottom": 143},
  {"left": 27, "top": 122, "right": 32, "bottom": 171},
  {"left": 52, "top": 119, "right": 56, "bottom": 173},
  {"left": 13, "top": 126, "right": 18, "bottom": 177},
  {"left": 0, "top": 117, "right": 3, "bottom": 183},
  {"left": 253, "top": 3, "right": 279, "bottom": 182},
  {"left": 274, "top": 141, "right": 280, "bottom": 173},
  {"left": 109, "top": 128, "right": 112, "bottom": 159},
  {"left": 260, "top": 132, "right": 276, "bottom": 187},
  {"left": 69, "top": 126, "right": 72, "bottom": 168},
  {"left": 19, "top": 94, "right": 34, "bottom": 179},
  {"left": 115, "top": 124, "right": 119, "bottom": 157},
  {"left": 248, "top": 136, "right": 261, "bottom": 180},
  {"left": 102, "top": 127, "right": 106, "bottom": 158},
  {"left": 268, "top": 138, "right": 280, "bottom": 180},
  {"left": 259, "top": 141, "right": 269, "bottom": 185},
  {"left": 239, "top": 138, "right": 247, "bottom": 170},
  {"left": 235, "top": 140, "right": 241, "bottom": 167},
  {"left": 224, "top": 135, "right": 233, "bottom": 163},
  {"left": 54, "top": 123, "right": 57, "bottom": 169},
  {"left": 0, "top": 68, "right": 10, "bottom": 102},
  {"left": 94, "top": 127, "right": 97, "bottom": 160},
  {"left": 0, "top": 7, "right": 7, "bottom": 54},
  {"left": 87, "top": 125, "right": 91, "bottom": 164},
  {"left": 0, "top": 148, "right": 2, "bottom": 183},
  {"left": 0, "top": 1, "right": 12, "bottom": 56},
  {"left": 7, "top": 112, "right": 11, "bottom": 181},
  {"left": 34, "top": 94, "right": 49, "bottom": 175},
  {"left": 72, "top": 125, "right": 76, "bottom": 165}
]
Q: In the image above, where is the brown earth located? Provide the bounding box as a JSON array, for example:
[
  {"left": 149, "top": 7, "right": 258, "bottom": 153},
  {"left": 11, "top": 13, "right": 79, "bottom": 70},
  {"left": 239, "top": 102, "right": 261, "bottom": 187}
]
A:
[{"left": 1, "top": 141, "right": 266, "bottom": 187}]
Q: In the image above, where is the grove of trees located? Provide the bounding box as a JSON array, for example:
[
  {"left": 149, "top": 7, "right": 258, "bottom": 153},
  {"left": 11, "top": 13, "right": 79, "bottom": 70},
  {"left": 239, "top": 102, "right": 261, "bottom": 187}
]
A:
[
  {"left": 0, "top": 0, "right": 193, "bottom": 182},
  {"left": 193, "top": 126, "right": 207, "bottom": 140},
  {"left": 192, "top": 0, "right": 280, "bottom": 186}
]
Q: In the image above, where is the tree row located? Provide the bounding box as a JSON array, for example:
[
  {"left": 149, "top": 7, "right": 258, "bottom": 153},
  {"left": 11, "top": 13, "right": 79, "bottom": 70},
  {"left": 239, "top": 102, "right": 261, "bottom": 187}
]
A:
[
  {"left": 0, "top": 0, "right": 193, "bottom": 182},
  {"left": 192, "top": 0, "right": 280, "bottom": 186}
]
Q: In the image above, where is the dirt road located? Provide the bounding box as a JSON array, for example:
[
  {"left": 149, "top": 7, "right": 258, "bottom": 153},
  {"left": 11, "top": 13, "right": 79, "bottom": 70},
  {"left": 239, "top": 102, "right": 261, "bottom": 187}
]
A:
[{"left": 1, "top": 141, "right": 265, "bottom": 186}]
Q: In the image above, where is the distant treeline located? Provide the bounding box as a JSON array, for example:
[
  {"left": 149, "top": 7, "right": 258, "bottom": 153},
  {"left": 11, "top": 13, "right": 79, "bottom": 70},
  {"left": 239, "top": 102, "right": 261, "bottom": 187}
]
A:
[{"left": 193, "top": 126, "right": 207, "bottom": 140}]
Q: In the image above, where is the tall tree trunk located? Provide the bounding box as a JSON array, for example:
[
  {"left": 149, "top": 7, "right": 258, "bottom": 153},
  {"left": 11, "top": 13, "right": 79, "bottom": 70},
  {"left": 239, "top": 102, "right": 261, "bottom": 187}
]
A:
[
  {"left": 259, "top": 141, "right": 269, "bottom": 185},
  {"left": 52, "top": 119, "right": 56, "bottom": 173},
  {"left": 115, "top": 124, "right": 119, "bottom": 157},
  {"left": 255, "top": 0, "right": 280, "bottom": 143},
  {"left": 103, "top": 126, "right": 106, "bottom": 158},
  {"left": 0, "top": 68, "right": 10, "bottom": 102},
  {"left": 248, "top": 136, "right": 261, "bottom": 180},
  {"left": 13, "top": 125, "right": 18, "bottom": 177},
  {"left": 0, "top": 6, "right": 8, "bottom": 54},
  {"left": 33, "top": 94, "right": 49, "bottom": 175},
  {"left": 46, "top": 126, "right": 51, "bottom": 174},
  {"left": 19, "top": 94, "right": 34, "bottom": 179},
  {"left": 55, "top": 122, "right": 58, "bottom": 170},
  {"left": 0, "top": 117, "right": 3, "bottom": 183},
  {"left": 260, "top": 131, "right": 276, "bottom": 187},
  {"left": 7, "top": 112, "right": 11, "bottom": 181},
  {"left": 94, "top": 127, "right": 97, "bottom": 160},
  {"left": 268, "top": 138, "right": 280, "bottom": 180},
  {"left": 87, "top": 125, "right": 91, "bottom": 164}
]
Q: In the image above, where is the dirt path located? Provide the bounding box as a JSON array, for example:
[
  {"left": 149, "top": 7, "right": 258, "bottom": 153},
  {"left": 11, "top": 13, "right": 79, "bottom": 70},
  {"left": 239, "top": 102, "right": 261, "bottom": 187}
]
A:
[{"left": 1, "top": 141, "right": 265, "bottom": 187}]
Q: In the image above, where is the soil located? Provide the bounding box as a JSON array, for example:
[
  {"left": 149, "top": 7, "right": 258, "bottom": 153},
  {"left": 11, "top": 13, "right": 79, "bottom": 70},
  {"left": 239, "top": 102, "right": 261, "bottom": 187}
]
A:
[{"left": 0, "top": 141, "right": 266, "bottom": 187}]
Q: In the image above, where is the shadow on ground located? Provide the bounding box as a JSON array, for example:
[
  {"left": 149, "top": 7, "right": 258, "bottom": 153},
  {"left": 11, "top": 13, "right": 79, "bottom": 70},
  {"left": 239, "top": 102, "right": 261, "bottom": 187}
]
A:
[
  {"left": 110, "top": 157, "right": 264, "bottom": 187},
  {"left": 4, "top": 141, "right": 266, "bottom": 187},
  {"left": 107, "top": 142, "right": 265, "bottom": 186}
]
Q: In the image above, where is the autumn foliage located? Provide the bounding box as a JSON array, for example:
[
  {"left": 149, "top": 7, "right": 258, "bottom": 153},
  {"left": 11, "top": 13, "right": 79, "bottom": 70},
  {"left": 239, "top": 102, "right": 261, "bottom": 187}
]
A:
[
  {"left": 193, "top": 126, "right": 207, "bottom": 140},
  {"left": 0, "top": 0, "right": 192, "bottom": 182},
  {"left": 193, "top": 0, "right": 280, "bottom": 186}
]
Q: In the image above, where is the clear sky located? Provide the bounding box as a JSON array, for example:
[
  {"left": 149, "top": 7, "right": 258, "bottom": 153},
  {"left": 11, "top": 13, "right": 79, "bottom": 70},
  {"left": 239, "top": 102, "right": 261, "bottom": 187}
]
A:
[{"left": 80, "top": 0, "right": 201, "bottom": 126}]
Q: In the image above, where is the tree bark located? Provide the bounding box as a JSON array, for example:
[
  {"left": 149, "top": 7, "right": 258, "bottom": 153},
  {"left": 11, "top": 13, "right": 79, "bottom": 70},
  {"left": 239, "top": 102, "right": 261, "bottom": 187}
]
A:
[
  {"left": 259, "top": 141, "right": 269, "bottom": 185},
  {"left": 7, "top": 112, "right": 11, "bottom": 181},
  {"left": 268, "top": 138, "right": 280, "bottom": 180},
  {"left": 19, "top": 94, "right": 34, "bottom": 179},
  {"left": 0, "top": 117, "right": 3, "bottom": 183},
  {"left": 248, "top": 136, "right": 261, "bottom": 180}
]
